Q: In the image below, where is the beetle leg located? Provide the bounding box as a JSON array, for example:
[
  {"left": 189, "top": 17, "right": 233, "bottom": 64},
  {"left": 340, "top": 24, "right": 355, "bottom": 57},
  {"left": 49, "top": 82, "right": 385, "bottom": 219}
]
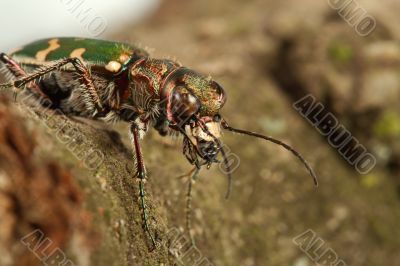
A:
[
  {"left": 10, "top": 57, "right": 103, "bottom": 114},
  {"left": 0, "top": 53, "right": 49, "bottom": 99},
  {"left": 130, "top": 122, "right": 157, "bottom": 249},
  {"left": 184, "top": 166, "right": 200, "bottom": 246}
]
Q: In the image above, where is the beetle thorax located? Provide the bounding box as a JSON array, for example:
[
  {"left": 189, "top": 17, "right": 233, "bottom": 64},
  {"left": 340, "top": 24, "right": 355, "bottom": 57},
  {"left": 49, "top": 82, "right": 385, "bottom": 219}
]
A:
[{"left": 129, "top": 58, "right": 181, "bottom": 97}]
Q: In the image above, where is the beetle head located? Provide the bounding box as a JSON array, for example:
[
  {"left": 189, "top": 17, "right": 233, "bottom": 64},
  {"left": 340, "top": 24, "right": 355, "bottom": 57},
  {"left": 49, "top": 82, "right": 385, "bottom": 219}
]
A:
[
  {"left": 160, "top": 68, "right": 226, "bottom": 161},
  {"left": 159, "top": 67, "right": 318, "bottom": 200}
]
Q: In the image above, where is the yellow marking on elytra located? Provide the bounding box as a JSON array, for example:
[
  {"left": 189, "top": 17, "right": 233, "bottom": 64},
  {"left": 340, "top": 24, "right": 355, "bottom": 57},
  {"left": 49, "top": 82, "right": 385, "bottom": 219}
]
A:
[
  {"left": 119, "top": 54, "right": 130, "bottom": 64},
  {"left": 11, "top": 56, "right": 55, "bottom": 67},
  {"left": 70, "top": 48, "right": 86, "bottom": 62},
  {"left": 105, "top": 61, "right": 122, "bottom": 73},
  {"left": 35, "top": 39, "right": 60, "bottom": 61}
]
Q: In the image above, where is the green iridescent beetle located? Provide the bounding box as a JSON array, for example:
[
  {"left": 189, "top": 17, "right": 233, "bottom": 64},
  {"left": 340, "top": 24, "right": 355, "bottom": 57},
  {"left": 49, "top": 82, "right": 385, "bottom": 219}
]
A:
[{"left": 0, "top": 37, "right": 318, "bottom": 248}]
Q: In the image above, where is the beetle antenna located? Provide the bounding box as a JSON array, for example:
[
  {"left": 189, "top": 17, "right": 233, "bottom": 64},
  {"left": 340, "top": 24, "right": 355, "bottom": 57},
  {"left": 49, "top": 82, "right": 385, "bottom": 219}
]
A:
[{"left": 221, "top": 119, "right": 318, "bottom": 187}]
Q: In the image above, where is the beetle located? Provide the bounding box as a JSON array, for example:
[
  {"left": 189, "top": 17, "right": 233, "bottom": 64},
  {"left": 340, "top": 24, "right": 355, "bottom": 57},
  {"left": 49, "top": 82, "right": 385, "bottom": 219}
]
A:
[{"left": 0, "top": 37, "right": 318, "bottom": 248}]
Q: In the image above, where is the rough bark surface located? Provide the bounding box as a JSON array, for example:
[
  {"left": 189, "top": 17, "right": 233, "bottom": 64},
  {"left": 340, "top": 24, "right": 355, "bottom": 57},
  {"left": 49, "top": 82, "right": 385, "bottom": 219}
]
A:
[{"left": 1, "top": 0, "right": 400, "bottom": 265}]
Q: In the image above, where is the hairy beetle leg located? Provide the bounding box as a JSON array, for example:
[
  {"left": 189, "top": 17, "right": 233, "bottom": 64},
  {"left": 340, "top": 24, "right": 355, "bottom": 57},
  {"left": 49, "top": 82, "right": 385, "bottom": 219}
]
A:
[
  {"left": 10, "top": 57, "right": 104, "bottom": 114},
  {"left": 130, "top": 123, "right": 157, "bottom": 249},
  {"left": 184, "top": 167, "right": 200, "bottom": 246},
  {"left": 0, "top": 53, "right": 48, "bottom": 99}
]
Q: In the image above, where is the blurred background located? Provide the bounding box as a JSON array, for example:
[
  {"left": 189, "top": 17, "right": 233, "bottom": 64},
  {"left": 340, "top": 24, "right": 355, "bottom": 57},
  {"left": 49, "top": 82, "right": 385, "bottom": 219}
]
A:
[
  {"left": 0, "top": 0, "right": 160, "bottom": 51},
  {"left": 0, "top": 0, "right": 400, "bottom": 265}
]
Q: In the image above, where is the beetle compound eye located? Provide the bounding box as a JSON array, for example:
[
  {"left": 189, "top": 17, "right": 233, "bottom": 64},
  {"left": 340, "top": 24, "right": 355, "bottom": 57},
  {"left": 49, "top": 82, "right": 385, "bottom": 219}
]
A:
[
  {"left": 170, "top": 86, "right": 201, "bottom": 123},
  {"left": 211, "top": 81, "right": 227, "bottom": 108}
]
